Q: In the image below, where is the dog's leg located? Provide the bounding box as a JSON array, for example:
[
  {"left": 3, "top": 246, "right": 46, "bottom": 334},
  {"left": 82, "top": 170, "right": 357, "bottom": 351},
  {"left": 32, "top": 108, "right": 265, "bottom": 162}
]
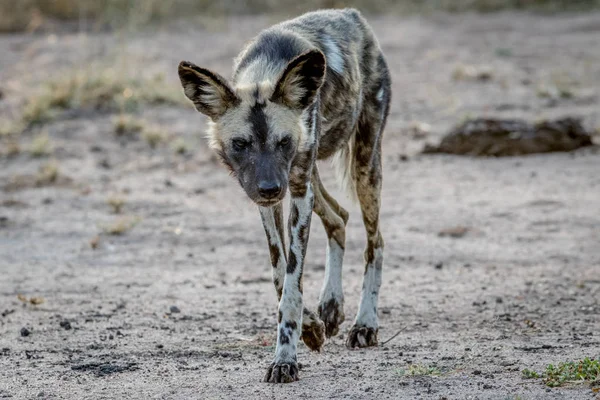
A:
[
  {"left": 312, "top": 167, "right": 348, "bottom": 337},
  {"left": 346, "top": 61, "right": 390, "bottom": 348},
  {"left": 260, "top": 203, "right": 286, "bottom": 300},
  {"left": 260, "top": 204, "right": 325, "bottom": 352},
  {"left": 264, "top": 105, "right": 319, "bottom": 383}
]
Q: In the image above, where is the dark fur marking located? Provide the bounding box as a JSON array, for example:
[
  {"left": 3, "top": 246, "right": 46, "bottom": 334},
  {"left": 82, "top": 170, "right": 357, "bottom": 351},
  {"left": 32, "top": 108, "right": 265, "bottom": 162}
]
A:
[
  {"left": 289, "top": 204, "right": 299, "bottom": 227},
  {"left": 297, "top": 272, "right": 303, "bottom": 293},
  {"left": 287, "top": 250, "right": 297, "bottom": 274},
  {"left": 269, "top": 243, "right": 280, "bottom": 267},
  {"left": 247, "top": 103, "right": 269, "bottom": 144},
  {"left": 289, "top": 150, "right": 314, "bottom": 197},
  {"left": 274, "top": 207, "right": 286, "bottom": 250},
  {"left": 318, "top": 297, "right": 345, "bottom": 337},
  {"left": 279, "top": 328, "right": 290, "bottom": 344},
  {"left": 284, "top": 320, "right": 298, "bottom": 330},
  {"left": 298, "top": 222, "right": 309, "bottom": 249},
  {"left": 278, "top": 310, "right": 282, "bottom": 323},
  {"left": 300, "top": 312, "right": 325, "bottom": 351}
]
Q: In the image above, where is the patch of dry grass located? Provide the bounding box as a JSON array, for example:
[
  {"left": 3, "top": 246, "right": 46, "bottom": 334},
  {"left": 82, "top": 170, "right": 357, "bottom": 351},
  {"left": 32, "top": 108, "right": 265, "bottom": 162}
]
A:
[
  {"left": 17, "top": 294, "right": 45, "bottom": 305},
  {"left": 29, "top": 131, "right": 53, "bottom": 157},
  {"left": 4, "top": 160, "right": 73, "bottom": 191},
  {"left": 14, "top": 68, "right": 186, "bottom": 133},
  {"left": 102, "top": 216, "right": 141, "bottom": 235},
  {"left": 141, "top": 125, "right": 168, "bottom": 148},
  {"left": 36, "top": 160, "right": 60, "bottom": 184},
  {"left": 106, "top": 195, "right": 126, "bottom": 214},
  {"left": 0, "top": 120, "right": 26, "bottom": 137},
  {"left": 1, "top": 139, "right": 21, "bottom": 157},
  {"left": 113, "top": 114, "right": 146, "bottom": 136},
  {"left": 452, "top": 64, "right": 494, "bottom": 82},
  {"left": 170, "top": 137, "right": 189, "bottom": 154}
]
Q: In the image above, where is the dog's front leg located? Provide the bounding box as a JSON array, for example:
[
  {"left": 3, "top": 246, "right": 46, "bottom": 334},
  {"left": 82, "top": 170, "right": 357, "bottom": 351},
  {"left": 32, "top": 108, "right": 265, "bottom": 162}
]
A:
[{"left": 264, "top": 158, "right": 315, "bottom": 383}]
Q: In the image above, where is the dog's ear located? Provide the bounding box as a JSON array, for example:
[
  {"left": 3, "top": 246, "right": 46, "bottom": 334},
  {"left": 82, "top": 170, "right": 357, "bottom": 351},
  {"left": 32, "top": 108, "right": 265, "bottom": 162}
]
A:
[
  {"left": 271, "top": 50, "right": 326, "bottom": 109},
  {"left": 178, "top": 61, "right": 239, "bottom": 120}
]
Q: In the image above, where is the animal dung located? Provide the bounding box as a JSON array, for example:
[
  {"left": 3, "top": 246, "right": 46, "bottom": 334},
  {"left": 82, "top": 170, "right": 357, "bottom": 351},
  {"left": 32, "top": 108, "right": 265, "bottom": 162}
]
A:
[{"left": 423, "top": 117, "right": 593, "bottom": 156}]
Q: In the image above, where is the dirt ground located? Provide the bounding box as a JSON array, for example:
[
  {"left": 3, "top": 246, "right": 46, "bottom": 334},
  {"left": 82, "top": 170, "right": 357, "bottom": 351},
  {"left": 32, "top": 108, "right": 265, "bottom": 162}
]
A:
[{"left": 1, "top": 10, "right": 600, "bottom": 400}]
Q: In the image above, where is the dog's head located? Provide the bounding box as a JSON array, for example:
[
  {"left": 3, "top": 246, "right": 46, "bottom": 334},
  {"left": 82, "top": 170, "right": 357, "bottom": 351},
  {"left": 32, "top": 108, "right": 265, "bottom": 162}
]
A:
[{"left": 178, "top": 50, "right": 325, "bottom": 206}]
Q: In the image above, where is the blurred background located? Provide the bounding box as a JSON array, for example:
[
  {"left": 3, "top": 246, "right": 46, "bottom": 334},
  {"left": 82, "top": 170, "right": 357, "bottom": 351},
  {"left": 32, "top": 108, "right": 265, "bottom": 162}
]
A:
[
  {"left": 1, "top": 1, "right": 599, "bottom": 398},
  {"left": 2, "top": 0, "right": 599, "bottom": 33}
]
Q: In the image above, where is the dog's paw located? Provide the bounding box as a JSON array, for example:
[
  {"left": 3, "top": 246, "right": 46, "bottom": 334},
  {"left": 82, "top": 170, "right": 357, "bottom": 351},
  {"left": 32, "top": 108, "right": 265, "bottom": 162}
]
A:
[
  {"left": 264, "top": 361, "right": 299, "bottom": 383},
  {"left": 318, "top": 297, "right": 345, "bottom": 338},
  {"left": 346, "top": 325, "right": 378, "bottom": 348},
  {"left": 300, "top": 311, "right": 326, "bottom": 351}
]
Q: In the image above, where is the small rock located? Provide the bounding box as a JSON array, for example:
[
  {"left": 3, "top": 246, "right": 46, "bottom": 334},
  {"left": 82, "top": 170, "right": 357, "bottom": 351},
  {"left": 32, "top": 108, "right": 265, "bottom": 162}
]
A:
[
  {"left": 473, "top": 370, "right": 482, "bottom": 375},
  {"left": 170, "top": 305, "right": 181, "bottom": 314},
  {"left": 434, "top": 262, "right": 443, "bottom": 270},
  {"left": 98, "top": 159, "right": 111, "bottom": 169},
  {"left": 60, "top": 320, "right": 72, "bottom": 330},
  {"left": 438, "top": 226, "right": 470, "bottom": 238},
  {"left": 20, "top": 327, "right": 30, "bottom": 337}
]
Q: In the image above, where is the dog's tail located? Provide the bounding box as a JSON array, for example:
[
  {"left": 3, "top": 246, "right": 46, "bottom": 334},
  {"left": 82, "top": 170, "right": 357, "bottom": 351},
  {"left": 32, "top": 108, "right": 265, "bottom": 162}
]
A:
[{"left": 332, "top": 134, "right": 357, "bottom": 202}]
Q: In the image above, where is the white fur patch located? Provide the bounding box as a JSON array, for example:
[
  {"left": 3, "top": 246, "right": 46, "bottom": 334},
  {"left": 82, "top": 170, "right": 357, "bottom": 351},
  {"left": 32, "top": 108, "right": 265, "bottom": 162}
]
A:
[
  {"left": 322, "top": 36, "right": 344, "bottom": 74},
  {"left": 319, "top": 238, "right": 344, "bottom": 305},
  {"left": 376, "top": 87, "right": 385, "bottom": 103},
  {"left": 354, "top": 247, "right": 383, "bottom": 328}
]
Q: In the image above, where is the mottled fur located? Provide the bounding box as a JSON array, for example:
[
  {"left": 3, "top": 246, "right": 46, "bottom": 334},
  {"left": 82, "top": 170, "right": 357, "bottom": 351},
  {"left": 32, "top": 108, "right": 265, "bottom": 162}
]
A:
[{"left": 178, "top": 8, "right": 391, "bottom": 383}]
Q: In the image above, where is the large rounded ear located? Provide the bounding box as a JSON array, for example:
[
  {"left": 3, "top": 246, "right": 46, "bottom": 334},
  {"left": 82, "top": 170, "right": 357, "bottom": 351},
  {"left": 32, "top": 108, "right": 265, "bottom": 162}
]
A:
[
  {"left": 178, "top": 61, "right": 240, "bottom": 120},
  {"left": 271, "top": 50, "right": 326, "bottom": 109}
]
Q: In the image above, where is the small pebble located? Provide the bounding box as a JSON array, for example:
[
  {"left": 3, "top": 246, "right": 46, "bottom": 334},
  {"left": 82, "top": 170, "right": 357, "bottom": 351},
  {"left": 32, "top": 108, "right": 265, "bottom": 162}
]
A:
[
  {"left": 20, "top": 327, "right": 30, "bottom": 337},
  {"left": 60, "top": 320, "right": 72, "bottom": 330},
  {"left": 170, "top": 305, "right": 181, "bottom": 314}
]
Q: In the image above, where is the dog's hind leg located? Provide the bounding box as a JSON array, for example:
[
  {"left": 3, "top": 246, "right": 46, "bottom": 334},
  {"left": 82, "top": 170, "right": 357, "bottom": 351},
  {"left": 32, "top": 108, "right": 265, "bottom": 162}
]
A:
[
  {"left": 312, "top": 166, "right": 348, "bottom": 337},
  {"left": 346, "top": 54, "right": 390, "bottom": 349}
]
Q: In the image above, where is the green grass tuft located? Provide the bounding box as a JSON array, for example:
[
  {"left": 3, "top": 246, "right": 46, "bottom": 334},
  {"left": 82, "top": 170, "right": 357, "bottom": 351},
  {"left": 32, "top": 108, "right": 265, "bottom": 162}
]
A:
[{"left": 522, "top": 358, "right": 600, "bottom": 388}]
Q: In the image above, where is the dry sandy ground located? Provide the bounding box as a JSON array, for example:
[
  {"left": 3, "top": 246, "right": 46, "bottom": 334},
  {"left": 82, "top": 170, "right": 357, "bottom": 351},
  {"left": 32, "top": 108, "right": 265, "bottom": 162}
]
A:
[{"left": 1, "top": 11, "right": 600, "bottom": 400}]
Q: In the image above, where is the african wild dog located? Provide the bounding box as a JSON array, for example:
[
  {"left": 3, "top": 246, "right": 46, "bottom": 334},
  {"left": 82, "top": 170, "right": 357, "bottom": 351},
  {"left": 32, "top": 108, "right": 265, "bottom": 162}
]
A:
[{"left": 178, "top": 8, "right": 390, "bottom": 383}]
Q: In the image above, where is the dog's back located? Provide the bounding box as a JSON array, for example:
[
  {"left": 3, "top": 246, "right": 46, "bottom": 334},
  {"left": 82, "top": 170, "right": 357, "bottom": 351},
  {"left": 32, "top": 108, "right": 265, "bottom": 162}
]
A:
[{"left": 233, "top": 9, "right": 390, "bottom": 160}]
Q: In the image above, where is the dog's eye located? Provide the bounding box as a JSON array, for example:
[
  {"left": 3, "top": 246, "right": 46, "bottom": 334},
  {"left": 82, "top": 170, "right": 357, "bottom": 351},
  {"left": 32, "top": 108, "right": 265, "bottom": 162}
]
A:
[
  {"left": 278, "top": 136, "right": 291, "bottom": 147},
  {"left": 232, "top": 138, "right": 250, "bottom": 151}
]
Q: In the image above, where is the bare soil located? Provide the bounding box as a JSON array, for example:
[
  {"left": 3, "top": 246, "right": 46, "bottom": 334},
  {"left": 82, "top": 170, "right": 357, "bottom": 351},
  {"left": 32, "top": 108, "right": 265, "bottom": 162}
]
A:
[{"left": 1, "top": 11, "right": 600, "bottom": 400}]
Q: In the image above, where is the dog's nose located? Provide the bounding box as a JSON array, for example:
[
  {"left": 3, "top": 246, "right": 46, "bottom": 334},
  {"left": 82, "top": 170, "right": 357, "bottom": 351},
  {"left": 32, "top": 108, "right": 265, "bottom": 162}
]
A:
[{"left": 258, "top": 181, "right": 282, "bottom": 199}]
